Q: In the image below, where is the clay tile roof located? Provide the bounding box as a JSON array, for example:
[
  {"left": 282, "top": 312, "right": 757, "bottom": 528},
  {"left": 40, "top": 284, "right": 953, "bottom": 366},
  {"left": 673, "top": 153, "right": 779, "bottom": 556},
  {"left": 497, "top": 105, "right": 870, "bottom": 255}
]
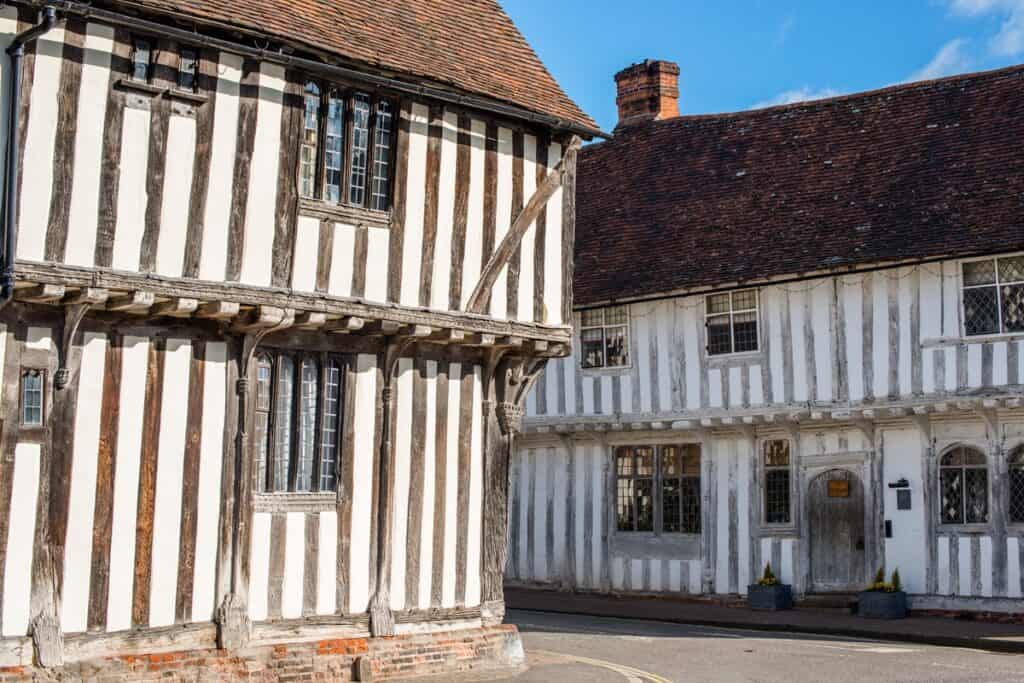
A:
[
  {"left": 116, "top": 0, "right": 597, "bottom": 133},
  {"left": 575, "top": 64, "right": 1024, "bottom": 306}
]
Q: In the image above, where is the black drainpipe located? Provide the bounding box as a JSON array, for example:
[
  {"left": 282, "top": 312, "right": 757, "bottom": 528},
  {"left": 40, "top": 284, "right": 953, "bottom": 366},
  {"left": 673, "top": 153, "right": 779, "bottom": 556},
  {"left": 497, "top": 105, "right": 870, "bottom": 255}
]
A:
[{"left": 0, "top": 5, "right": 58, "bottom": 311}]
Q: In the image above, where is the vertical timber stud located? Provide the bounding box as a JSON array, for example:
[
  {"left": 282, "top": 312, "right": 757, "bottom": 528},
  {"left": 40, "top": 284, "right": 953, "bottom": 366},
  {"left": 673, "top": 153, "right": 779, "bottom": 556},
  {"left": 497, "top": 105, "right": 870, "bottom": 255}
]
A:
[
  {"left": 217, "top": 310, "right": 295, "bottom": 649},
  {"left": 368, "top": 337, "right": 417, "bottom": 637},
  {"left": 481, "top": 351, "right": 547, "bottom": 624}
]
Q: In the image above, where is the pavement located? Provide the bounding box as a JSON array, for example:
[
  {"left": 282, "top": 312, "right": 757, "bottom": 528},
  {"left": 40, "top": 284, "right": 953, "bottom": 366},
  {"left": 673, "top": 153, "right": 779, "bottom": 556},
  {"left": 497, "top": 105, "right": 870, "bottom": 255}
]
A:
[
  {"left": 504, "top": 586, "right": 1024, "bottom": 654},
  {"left": 500, "top": 609, "right": 1024, "bottom": 682}
]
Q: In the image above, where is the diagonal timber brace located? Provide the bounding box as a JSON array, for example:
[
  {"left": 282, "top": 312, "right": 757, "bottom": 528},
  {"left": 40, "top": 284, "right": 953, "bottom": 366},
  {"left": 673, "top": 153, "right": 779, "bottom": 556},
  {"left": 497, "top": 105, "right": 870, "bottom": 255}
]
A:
[{"left": 464, "top": 139, "right": 580, "bottom": 314}]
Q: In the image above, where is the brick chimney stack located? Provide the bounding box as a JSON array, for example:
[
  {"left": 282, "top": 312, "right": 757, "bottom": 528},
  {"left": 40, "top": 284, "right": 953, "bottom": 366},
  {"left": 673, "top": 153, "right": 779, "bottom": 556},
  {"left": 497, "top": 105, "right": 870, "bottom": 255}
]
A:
[{"left": 614, "top": 59, "right": 680, "bottom": 127}]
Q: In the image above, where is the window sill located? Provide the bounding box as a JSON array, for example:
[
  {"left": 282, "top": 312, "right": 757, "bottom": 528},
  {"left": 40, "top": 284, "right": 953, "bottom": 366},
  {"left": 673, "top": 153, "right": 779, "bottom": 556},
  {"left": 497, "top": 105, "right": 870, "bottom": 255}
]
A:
[
  {"left": 166, "top": 88, "right": 209, "bottom": 105},
  {"left": 299, "top": 198, "right": 391, "bottom": 229},
  {"left": 115, "top": 77, "right": 164, "bottom": 97},
  {"left": 923, "top": 332, "right": 1024, "bottom": 347},
  {"left": 758, "top": 525, "right": 797, "bottom": 537},
  {"left": 253, "top": 492, "right": 337, "bottom": 513},
  {"left": 580, "top": 364, "right": 632, "bottom": 377},
  {"left": 936, "top": 523, "right": 992, "bottom": 535},
  {"left": 706, "top": 350, "right": 763, "bottom": 368}
]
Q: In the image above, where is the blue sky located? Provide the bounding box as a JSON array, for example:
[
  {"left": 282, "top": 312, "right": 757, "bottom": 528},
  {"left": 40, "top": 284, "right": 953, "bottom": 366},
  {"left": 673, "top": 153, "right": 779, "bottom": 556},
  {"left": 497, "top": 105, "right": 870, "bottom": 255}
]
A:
[{"left": 501, "top": 0, "right": 1024, "bottom": 131}]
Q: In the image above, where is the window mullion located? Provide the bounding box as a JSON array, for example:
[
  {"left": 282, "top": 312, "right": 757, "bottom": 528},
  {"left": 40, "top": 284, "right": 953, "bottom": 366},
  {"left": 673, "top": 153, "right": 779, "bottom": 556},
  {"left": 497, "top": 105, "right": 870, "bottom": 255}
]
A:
[
  {"left": 264, "top": 357, "right": 279, "bottom": 493},
  {"left": 653, "top": 447, "right": 663, "bottom": 534},
  {"left": 316, "top": 88, "right": 329, "bottom": 200},
  {"left": 364, "top": 95, "right": 380, "bottom": 210},
  {"left": 288, "top": 355, "right": 301, "bottom": 493},
  {"left": 342, "top": 91, "right": 356, "bottom": 206},
  {"left": 312, "top": 352, "right": 328, "bottom": 492}
]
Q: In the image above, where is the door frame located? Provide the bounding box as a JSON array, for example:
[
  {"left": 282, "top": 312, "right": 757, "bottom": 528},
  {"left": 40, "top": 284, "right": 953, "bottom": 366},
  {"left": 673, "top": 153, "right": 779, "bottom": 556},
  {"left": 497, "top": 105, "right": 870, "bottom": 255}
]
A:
[{"left": 797, "top": 451, "right": 881, "bottom": 594}]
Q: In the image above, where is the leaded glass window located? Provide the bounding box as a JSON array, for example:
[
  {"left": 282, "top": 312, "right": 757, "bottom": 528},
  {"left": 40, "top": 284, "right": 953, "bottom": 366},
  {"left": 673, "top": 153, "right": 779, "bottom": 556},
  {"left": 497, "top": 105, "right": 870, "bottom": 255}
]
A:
[
  {"left": 298, "top": 82, "right": 394, "bottom": 211},
  {"left": 349, "top": 93, "right": 371, "bottom": 206},
  {"left": 706, "top": 289, "right": 759, "bottom": 356},
  {"left": 370, "top": 100, "right": 394, "bottom": 211},
  {"left": 962, "top": 256, "right": 1024, "bottom": 336},
  {"left": 131, "top": 37, "right": 152, "bottom": 82},
  {"left": 580, "top": 306, "right": 630, "bottom": 369},
  {"left": 20, "top": 370, "right": 44, "bottom": 427},
  {"left": 939, "top": 446, "right": 988, "bottom": 525},
  {"left": 1009, "top": 447, "right": 1024, "bottom": 524},
  {"left": 616, "top": 445, "right": 701, "bottom": 534},
  {"left": 178, "top": 48, "right": 198, "bottom": 91},
  {"left": 300, "top": 82, "right": 321, "bottom": 199},
  {"left": 255, "top": 353, "right": 344, "bottom": 494},
  {"left": 764, "top": 440, "right": 791, "bottom": 525}
]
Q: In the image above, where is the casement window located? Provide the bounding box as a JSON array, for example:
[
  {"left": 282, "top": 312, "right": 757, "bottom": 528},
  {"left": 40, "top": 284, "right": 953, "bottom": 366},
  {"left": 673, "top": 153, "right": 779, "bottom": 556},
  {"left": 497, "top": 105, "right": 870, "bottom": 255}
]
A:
[
  {"left": 20, "top": 369, "right": 45, "bottom": 427},
  {"left": 1009, "top": 446, "right": 1024, "bottom": 524},
  {"left": 131, "top": 37, "right": 153, "bottom": 82},
  {"left": 615, "top": 445, "right": 701, "bottom": 534},
  {"left": 300, "top": 80, "right": 395, "bottom": 212},
  {"left": 580, "top": 306, "right": 630, "bottom": 369},
  {"left": 763, "top": 440, "right": 792, "bottom": 525},
  {"left": 962, "top": 256, "right": 1024, "bottom": 336},
  {"left": 254, "top": 352, "right": 344, "bottom": 494},
  {"left": 706, "top": 289, "right": 759, "bottom": 356},
  {"left": 939, "top": 446, "right": 988, "bottom": 525}
]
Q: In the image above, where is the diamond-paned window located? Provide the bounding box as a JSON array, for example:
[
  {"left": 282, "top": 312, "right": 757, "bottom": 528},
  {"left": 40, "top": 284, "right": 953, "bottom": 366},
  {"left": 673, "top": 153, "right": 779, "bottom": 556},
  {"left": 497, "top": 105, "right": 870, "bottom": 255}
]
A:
[
  {"left": 1009, "top": 447, "right": 1024, "bottom": 524},
  {"left": 616, "top": 445, "right": 701, "bottom": 534},
  {"left": 939, "top": 446, "right": 988, "bottom": 525},
  {"left": 962, "top": 256, "right": 1024, "bottom": 336},
  {"left": 706, "top": 289, "right": 760, "bottom": 356},
  {"left": 580, "top": 306, "right": 630, "bottom": 369}
]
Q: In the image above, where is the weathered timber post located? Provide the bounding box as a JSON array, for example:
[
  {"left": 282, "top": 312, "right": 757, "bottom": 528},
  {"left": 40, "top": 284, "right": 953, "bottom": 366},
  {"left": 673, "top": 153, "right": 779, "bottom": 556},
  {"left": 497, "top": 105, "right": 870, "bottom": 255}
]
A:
[
  {"left": 369, "top": 337, "right": 417, "bottom": 637},
  {"left": 480, "top": 353, "right": 547, "bottom": 624}
]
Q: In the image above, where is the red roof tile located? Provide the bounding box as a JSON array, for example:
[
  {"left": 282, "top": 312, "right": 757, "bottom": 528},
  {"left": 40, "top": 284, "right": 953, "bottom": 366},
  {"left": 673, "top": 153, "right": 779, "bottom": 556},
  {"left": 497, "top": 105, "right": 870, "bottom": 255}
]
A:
[
  {"left": 114, "top": 0, "right": 596, "bottom": 132},
  {"left": 575, "top": 65, "right": 1024, "bottom": 306}
]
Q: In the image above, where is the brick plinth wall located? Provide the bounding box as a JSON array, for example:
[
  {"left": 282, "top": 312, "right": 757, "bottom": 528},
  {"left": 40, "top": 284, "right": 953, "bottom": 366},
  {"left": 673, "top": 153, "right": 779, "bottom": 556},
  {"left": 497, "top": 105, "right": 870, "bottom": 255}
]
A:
[{"left": 0, "top": 625, "right": 525, "bottom": 682}]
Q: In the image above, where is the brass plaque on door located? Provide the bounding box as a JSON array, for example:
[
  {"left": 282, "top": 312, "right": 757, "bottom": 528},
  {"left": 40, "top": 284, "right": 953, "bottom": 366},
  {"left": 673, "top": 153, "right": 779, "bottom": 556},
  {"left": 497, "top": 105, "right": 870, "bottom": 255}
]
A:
[{"left": 828, "top": 480, "right": 850, "bottom": 498}]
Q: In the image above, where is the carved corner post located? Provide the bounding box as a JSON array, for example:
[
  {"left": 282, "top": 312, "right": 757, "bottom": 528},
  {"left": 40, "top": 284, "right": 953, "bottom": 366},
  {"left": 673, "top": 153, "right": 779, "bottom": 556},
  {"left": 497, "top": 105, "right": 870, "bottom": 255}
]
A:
[
  {"left": 480, "top": 351, "right": 546, "bottom": 625},
  {"left": 218, "top": 309, "right": 295, "bottom": 650},
  {"left": 368, "top": 337, "right": 417, "bottom": 637}
]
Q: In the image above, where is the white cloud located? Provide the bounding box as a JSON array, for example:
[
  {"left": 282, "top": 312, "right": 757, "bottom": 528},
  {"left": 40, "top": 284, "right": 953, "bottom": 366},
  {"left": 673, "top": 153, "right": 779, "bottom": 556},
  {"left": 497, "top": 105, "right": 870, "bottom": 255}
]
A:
[
  {"left": 948, "top": 0, "right": 1024, "bottom": 56},
  {"left": 750, "top": 87, "right": 842, "bottom": 110},
  {"left": 907, "top": 38, "right": 973, "bottom": 81}
]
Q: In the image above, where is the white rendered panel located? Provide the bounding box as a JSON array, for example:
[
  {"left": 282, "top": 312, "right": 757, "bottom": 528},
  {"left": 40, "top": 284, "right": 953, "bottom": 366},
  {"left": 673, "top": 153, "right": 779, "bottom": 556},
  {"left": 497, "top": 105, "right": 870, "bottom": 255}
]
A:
[
  {"left": 441, "top": 363, "right": 462, "bottom": 607},
  {"left": 517, "top": 134, "right": 537, "bottom": 322},
  {"left": 958, "top": 538, "right": 972, "bottom": 596},
  {"left": 390, "top": 360, "right": 414, "bottom": 610},
  {"left": 2, "top": 444, "right": 40, "bottom": 636},
  {"left": 430, "top": 112, "right": 458, "bottom": 311},
  {"left": 937, "top": 536, "right": 951, "bottom": 595},
  {"left": 349, "top": 354, "right": 377, "bottom": 613},
  {"left": 239, "top": 63, "right": 285, "bottom": 286},
  {"left": 290, "top": 216, "right": 320, "bottom": 292},
  {"left": 683, "top": 302, "right": 702, "bottom": 410},
  {"left": 490, "top": 127, "right": 513, "bottom": 319},
  {"left": 790, "top": 291, "right": 808, "bottom": 402},
  {"left": 198, "top": 52, "right": 243, "bottom": 281},
  {"left": 317, "top": 511, "right": 338, "bottom": 615},
  {"left": 460, "top": 119, "right": 486, "bottom": 309},
  {"left": 149, "top": 339, "right": 192, "bottom": 627},
  {"left": 872, "top": 271, "right": 889, "bottom": 398},
  {"left": 919, "top": 267, "right": 941, "bottom": 394},
  {"left": 1007, "top": 537, "right": 1021, "bottom": 599},
  {"left": 967, "top": 344, "right": 983, "bottom": 389},
  {"left": 61, "top": 332, "right": 108, "bottom": 633},
  {"left": 399, "top": 102, "right": 429, "bottom": 306},
  {"left": 327, "top": 223, "right": 356, "bottom": 298},
  {"left": 281, "top": 512, "right": 305, "bottom": 619},
  {"left": 993, "top": 342, "right": 1009, "bottom": 386},
  {"left": 16, "top": 27, "right": 65, "bottom": 261},
  {"left": 543, "top": 143, "right": 563, "bottom": 325},
  {"left": 364, "top": 227, "right": 389, "bottom": 303},
  {"left": 812, "top": 281, "right": 833, "bottom": 400},
  {"left": 110, "top": 106, "right": 151, "bottom": 271},
  {"left": 65, "top": 23, "right": 115, "bottom": 266},
  {"left": 465, "top": 367, "right": 484, "bottom": 605},
  {"left": 532, "top": 448, "right": 548, "bottom": 581},
  {"left": 248, "top": 513, "right": 272, "bottom": 620},
  {"left": 842, "top": 277, "right": 865, "bottom": 401},
  {"left": 154, "top": 115, "right": 197, "bottom": 276},
  {"left": 780, "top": 539, "right": 795, "bottom": 586},
  {"left": 418, "top": 361, "right": 438, "bottom": 608},
  {"left": 897, "top": 269, "right": 913, "bottom": 396},
  {"left": 106, "top": 337, "right": 149, "bottom": 631},
  {"left": 655, "top": 303, "right": 673, "bottom": 409},
  {"left": 980, "top": 536, "right": 993, "bottom": 598},
  {"left": 192, "top": 341, "right": 227, "bottom": 621}
]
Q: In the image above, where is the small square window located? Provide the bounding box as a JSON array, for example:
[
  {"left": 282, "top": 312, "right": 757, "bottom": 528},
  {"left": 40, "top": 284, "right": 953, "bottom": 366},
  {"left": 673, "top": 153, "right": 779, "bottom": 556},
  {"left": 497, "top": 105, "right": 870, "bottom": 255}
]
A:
[
  {"left": 580, "top": 306, "right": 630, "bottom": 370},
  {"left": 131, "top": 38, "right": 152, "bottom": 82},
  {"left": 21, "top": 370, "right": 44, "bottom": 427},
  {"left": 178, "top": 48, "right": 198, "bottom": 91},
  {"left": 962, "top": 256, "right": 1024, "bottom": 337},
  {"left": 705, "top": 289, "right": 760, "bottom": 356}
]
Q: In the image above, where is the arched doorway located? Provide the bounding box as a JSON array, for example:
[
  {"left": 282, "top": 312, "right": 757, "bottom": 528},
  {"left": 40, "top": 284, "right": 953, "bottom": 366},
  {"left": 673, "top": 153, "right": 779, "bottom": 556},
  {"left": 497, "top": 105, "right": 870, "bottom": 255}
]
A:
[{"left": 808, "top": 469, "right": 866, "bottom": 592}]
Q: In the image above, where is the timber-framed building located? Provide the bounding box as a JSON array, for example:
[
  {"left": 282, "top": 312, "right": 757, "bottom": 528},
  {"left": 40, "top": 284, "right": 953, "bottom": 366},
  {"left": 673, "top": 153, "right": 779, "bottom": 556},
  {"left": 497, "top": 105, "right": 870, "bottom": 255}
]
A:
[
  {"left": 0, "top": 1, "right": 597, "bottom": 679},
  {"left": 512, "top": 60, "right": 1024, "bottom": 615}
]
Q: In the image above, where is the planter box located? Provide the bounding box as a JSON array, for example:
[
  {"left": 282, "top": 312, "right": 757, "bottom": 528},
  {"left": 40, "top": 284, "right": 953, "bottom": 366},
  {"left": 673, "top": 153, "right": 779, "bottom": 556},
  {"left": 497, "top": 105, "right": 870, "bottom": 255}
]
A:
[
  {"left": 747, "top": 584, "right": 793, "bottom": 611},
  {"left": 857, "top": 590, "right": 907, "bottom": 619}
]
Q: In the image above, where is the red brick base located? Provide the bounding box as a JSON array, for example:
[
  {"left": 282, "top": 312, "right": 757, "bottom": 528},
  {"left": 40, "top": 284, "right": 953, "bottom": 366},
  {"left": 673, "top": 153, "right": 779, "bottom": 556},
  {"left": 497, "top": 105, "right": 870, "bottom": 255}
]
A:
[{"left": 0, "top": 625, "right": 525, "bottom": 682}]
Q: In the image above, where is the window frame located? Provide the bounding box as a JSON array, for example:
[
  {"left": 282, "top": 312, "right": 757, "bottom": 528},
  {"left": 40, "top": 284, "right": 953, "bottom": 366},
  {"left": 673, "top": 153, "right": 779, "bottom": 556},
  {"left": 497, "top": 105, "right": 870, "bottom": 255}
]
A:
[
  {"left": 254, "top": 350, "right": 346, "bottom": 497},
  {"left": 19, "top": 368, "right": 46, "bottom": 429},
  {"left": 705, "top": 288, "right": 761, "bottom": 357},
  {"left": 762, "top": 439, "right": 793, "bottom": 527},
  {"left": 1008, "top": 445, "right": 1024, "bottom": 526},
  {"left": 938, "top": 445, "right": 990, "bottom": 527},
  {"left": 579, "top": 306, "right": 631, "bottom": 372},
  {"left": 299, "top": 79, "right": 397, "bottom": 214},
  {"left": 130, "top": 36, "right": 154, "bottom": 83},
  {"left": 614, "top": 444, "right": 701, "bottom": 536},
  {"left": 960, "top": 254, "right": 1024, "bottom": 339}
]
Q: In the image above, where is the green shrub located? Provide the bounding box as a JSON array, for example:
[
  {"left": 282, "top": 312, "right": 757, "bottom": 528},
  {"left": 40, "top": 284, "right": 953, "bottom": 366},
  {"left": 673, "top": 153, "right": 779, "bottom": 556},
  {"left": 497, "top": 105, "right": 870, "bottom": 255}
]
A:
[{"left": 757, "top": 563, "right": 779, "bottom": 587}]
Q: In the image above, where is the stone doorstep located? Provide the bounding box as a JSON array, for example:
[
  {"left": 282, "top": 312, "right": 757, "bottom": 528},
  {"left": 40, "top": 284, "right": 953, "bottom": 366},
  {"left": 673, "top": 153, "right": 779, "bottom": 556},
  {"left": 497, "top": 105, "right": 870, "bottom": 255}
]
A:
[{"left": 504, "top": 588, "right": 1024, "bottom": 655}]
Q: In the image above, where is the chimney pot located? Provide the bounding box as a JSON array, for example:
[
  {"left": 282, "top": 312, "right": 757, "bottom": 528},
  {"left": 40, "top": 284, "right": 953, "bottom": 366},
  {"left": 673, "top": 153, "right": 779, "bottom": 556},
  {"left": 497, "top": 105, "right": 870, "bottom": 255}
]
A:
[{"left": 614, "top": 59, "right": 680, "bottom": 127}]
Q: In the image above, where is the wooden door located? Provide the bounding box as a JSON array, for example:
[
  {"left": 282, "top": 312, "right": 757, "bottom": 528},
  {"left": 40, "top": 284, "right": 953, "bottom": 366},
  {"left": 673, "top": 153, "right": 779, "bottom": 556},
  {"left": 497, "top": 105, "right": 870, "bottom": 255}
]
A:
[{"left": 808, "top": 469, "right": 866, "bottom": 592}]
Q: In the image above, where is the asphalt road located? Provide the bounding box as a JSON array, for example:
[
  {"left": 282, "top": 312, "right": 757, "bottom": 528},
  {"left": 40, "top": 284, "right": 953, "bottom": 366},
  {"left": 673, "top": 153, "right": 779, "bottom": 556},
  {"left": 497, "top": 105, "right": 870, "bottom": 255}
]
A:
[{"left": 490, "top": 609, "right": 1024, "bottom": 682}]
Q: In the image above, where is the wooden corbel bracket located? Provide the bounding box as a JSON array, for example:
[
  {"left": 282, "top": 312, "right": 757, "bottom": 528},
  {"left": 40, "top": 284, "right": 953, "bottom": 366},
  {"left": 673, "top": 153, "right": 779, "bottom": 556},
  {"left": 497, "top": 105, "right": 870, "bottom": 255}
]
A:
[{"left": 55, "top": 288, "right": 109, "bottom": 389}]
